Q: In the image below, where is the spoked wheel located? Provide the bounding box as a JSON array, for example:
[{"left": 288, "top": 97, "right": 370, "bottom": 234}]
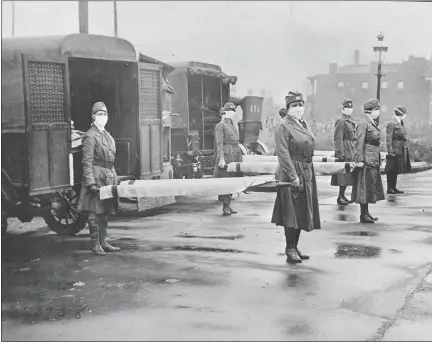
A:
[{"left": 43, "top": 189, "right": 87, "bottom": 236}]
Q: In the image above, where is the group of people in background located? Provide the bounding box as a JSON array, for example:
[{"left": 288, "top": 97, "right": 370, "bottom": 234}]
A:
[{"left": 272, "top": 92, "right": 411, "bottom": 264}]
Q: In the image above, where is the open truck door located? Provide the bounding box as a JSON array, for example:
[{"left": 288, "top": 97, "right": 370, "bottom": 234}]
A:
[
  {"left": 22, "top": 55, "right": 71, "bottom": 196},
  {"left": 137, "top": 62, "right": 163, "bottom": 178}
]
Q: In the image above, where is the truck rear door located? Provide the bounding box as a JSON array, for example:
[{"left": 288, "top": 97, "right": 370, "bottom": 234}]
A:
[
  {"left": 137, "top": 62, "right": 163, "bottom": 178},
  {"left": 22, "top": 55, "right": 71, "bottom": 196}
]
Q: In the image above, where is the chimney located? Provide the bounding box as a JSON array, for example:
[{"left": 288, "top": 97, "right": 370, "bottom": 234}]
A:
[
  {"left": 354, "top": 50, "right": 360, "bottom": 65},
  {"left": 329, "top": 63, "right": 338, "bottom": 74}
]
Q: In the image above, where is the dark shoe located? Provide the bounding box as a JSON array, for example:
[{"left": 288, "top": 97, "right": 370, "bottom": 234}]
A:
[
  {"left": 394, "top": 188, "right": 404, "bottom": 194},
  {"left": 360, "top": 214, "right": 375, "bottom": 224},
  {"left": 337, "top": 196, "right": 349, "bottom": 205},
  {"left": 367, "top": 212, "right": 378, "bottom": 221},
  {"left": 296, "top": 247, "right": 310, "bottom": 260},
  {"left": 285, "top": 248, "right": 302, "bottom": 264},
  {"left": 387, "top": 188, "right": 396, "bottom": 194},
  {"left": 342, "top": 196, "right": 352, "bottom": 204},
  {"left": 228, "top": 199, "right": 238, "bottom": 214}
]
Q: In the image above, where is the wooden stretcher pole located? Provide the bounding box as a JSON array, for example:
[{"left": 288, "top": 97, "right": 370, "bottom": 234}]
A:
[{"left": 78, "top": 0, "right": 89, "bottom": 34}]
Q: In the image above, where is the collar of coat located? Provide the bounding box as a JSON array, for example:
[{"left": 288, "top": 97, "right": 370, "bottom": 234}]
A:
[
  {"left": 341, "top": 114, "right": 356, "bottom": 125},
  {"left": 364, "top": 114, "right": 380, "bottom": 130},
  {"left": 392, "top": 115, "right": 404, "bottom": 127},
  {"left": 281, "top": 115, "right": 315, "bottom": 139},
  {"left": 89, "top": 125, "right": 115, "bottom": 152}
]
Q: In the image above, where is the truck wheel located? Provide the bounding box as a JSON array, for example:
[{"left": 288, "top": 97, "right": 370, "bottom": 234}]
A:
[{"left": 43, "top": 189, "right": 86, "bottom": 236}]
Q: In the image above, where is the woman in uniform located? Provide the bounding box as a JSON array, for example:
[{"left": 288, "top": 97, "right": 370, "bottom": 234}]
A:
[
  {"left": 351, "top": 99, "right": 385, "bottom": 224},
  {"left": 214, "top": 102, "right": 243, "bottom": 215},
  {"left": 331, "top": 99, "right": 356, "bottom": 205},
  {"left": 271, "top": 92, "right": 321, "bottom": 264},
  {"left": 385, "top": 105, "right": 411, "bottom": 194},
  {"left": 78, "top": 102, "right": 120, "bottom": 255}
]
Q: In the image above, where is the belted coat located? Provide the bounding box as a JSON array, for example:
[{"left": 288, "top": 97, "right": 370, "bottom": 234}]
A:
[
  {"left": 331, "top": 114, "right": 356, "bottom": 186},
  {"left": 213, "top": 118, "right": 243, "bottom": 178},
  {"left": 78, "top": 124, "right": 118, "bottom": 215},
  {"left": 384, "top": 117, "right": 411, "bottom": 174},
  {"left": 351, "top": 115, "right": 385, "bottom": 204},
  {"left": 271, "top": 116, "right": 321, "bottom": 231}
]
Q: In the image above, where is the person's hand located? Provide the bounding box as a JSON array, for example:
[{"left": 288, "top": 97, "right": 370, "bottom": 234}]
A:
[
  {"left": 88, "top": 184, "right": 99, "bottom": 194},
  {"left": 290, "top": 176, "right": 300, "bottom": 187},
  {"left": 218, "top": 159, "right": 226, "bottom": 168},
  {"left": 355, "top": 162, "right": 364, "bottom": 168}
]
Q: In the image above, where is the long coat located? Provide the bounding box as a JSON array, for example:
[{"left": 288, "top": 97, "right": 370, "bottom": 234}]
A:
[
  {"left": 351, "top": 115, "right": 385, "bottom": 204},
  {"left": 271, "top": 116, "right": 321, "bottom": 231},
  {"left": 78, "top": 125, "right": 118, "bottom": 215},
  {"left": 384, "top": 118, "right": 411, "bottom": 174},
  {"left": 213, "top": 118, "right": 243, "bottom": 178},
  {"left": 331, "top": 114, "right": 356, "bottom": 186}
]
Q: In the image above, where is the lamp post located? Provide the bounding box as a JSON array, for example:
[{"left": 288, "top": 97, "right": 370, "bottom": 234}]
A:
[{"left": 373, "top": 32, "right": 388, "bottom": 102}]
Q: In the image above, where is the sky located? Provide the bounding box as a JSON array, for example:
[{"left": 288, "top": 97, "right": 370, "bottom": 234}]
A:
[{"left": 2, "top": 1, "right": 432, "bottom": 106}]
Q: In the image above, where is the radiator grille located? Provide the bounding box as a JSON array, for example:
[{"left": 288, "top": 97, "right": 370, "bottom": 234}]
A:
[
  {"left": 139, "top": 69, "right": 161, "bottom": 121},
  {"left": 28, "top": 61, "right": 67, "bottom": 124}
]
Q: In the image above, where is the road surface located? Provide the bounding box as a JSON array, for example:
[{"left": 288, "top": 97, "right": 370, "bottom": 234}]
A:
[{"left": 2, "top": 171, "right": 432, "bottom": 341}]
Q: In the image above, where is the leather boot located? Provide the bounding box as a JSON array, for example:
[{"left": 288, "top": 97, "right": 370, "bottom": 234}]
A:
[
  {"left": 284, "top": 227, "right": 302, "bottom": 264},
  {"left": 228, "top": 197, "right": 238, "bottom": 214},
  {"left": 88, "top": 214, "right": 106, "bottom": 256},
  {"left": 221, "top": 196, "right": 231, "bottom": 216},
  {"left": 337, "top": 196, "right": 349, "bottom": 205},
  {"left": 295, "top": 229, "right": 309, "bottom": 260},
  {"left": 99, "top": 215, "right": 120, "bottom": 252}
]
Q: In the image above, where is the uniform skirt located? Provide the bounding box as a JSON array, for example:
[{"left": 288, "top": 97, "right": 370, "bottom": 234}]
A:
[
  {"left": 384, "top": 148, "right": 411, "bottom": 174},
  {"left": 351, "top": 165, "right": 385, "bottom": 204}
]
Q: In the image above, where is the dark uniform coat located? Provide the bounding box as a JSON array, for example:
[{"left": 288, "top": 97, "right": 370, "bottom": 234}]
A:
[
  {"left": 271, "top": 116, "right": 321, "bottom": 231},
  {"left": 78, "top": 125, "right": 117, "bottom": 215},
  {"left": 213, "top": 118, "right": 243, "bottom": 178},
  {"left": 351, "top": 115, "right": 385, "bottom": 204},
  {"left": 384, "top": 118, "right": 411, "bottom": 174},
  {"left": 331, "top": 114, "right": 356, "bottom": 186}
]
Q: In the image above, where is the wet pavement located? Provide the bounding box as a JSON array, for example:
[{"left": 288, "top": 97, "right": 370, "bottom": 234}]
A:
[{"left": 2, "top": 171, "right": 432, "bottom": 341}]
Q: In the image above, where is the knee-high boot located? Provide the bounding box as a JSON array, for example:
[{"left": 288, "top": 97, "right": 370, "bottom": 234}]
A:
[
  {"left": 88, "top": 213, "right": 106, "bottom": 256},
  {"left": 227, "top": 196, "right": 238, "bottom": 214},
  {"left": 284, "top": 226, "right": 301, "bottom": 264},
  {"left": 98, "top": 215, "right": 120, "bottom": 252},
  {"left": 295, "top": 229, "right": 309, "bottom": 260},
  {"left": 219, "top": 195, "right": 231, "bottom": 216}
]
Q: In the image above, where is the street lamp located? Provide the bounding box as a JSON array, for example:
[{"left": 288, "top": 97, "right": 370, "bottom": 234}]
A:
[{"left": 373, "top": 32, "right": 388, "bottom": 102}]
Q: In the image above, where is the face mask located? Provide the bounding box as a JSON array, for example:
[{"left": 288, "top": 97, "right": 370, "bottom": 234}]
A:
[
  {"left": 224, "top": 110, "right": 235, "bottom": 120},
  {"left": 342, "top": 108, "right": 353, "bottom": 116},
  {"left": 288, "top": 106, "right": 305, "bottom": 120},
  {"left": 369, "top": 109, "right": 380, "bottom": 119},
  {"left": 93, "top": 115, "right": 108, "bottom": 129}
]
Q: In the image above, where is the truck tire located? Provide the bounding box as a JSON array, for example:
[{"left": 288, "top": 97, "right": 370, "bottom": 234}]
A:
[{"left": 42, "top": 189, "right": 87, "bottom": 236}]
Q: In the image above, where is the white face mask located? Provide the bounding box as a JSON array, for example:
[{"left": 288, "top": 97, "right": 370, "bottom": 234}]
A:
[
  {"left": 342, "top": 108, "right": 353, "bottom": 116},
  {"left": 400, "top": 114, "right": 407, "bottom": 121},
  {"left": 369, "top": 109, "right": 380, "bottom": 120},
  {"left": 224, "top": 110, "right": 235, "bottom": 120},
  {"left": 288, "top": 106, "right": 305, "bottom": 120},
  {"left": 93, "top": 114, "right": 108, "bottom": 130}
]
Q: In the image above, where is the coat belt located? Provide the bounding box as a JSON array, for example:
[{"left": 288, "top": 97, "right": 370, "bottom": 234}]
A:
[
  {"left": 224, "top": 142, "right": 239, "bottom": 145},
  {"left": 290, "top": 155, "right": 313, "bottom": 163},
  {"left": 365, "top": 141, "right": 380, "bottom": 147},
  {"left": 93, "top": 159, "right": 114, "bottom": 170}
]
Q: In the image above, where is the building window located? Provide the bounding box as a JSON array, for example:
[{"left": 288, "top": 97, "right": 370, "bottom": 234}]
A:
[
  {"left": 381, "top": 105, "right": 387, "bottom": 112},
  {"left": 337, "top": 81, "right": 344, "bottom": 88},
  {"left": 397, "top": 81, "right": 404, "bottom": 90},
  {"left": 362, "top": 82, "right": 369, "bottom": 89},
  {"left": 382, "top": 81, "right": 388, "bottom": 89}
]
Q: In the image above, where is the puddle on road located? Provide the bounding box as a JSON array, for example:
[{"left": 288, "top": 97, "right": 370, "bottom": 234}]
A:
[
  {"left": 152, "top": 245, "right": 258, "bottom": 254},
  {"left": 341, "top": 231, "right": 379, "bottom": 237},
  {"left": 386, "top": 195, "right": 400, "bottom": 206},
  {"left": 175, "top": 234, "right": 245, "bottom": 241},
  {"left": 335, "top": 205, "right": 356, "bottom": 222},
  {"left": 335, "top": 243, "right": 382, "bottom": 258}
]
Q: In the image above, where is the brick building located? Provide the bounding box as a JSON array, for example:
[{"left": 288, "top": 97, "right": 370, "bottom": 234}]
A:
[{"left": 306, "top": 51, "right": 432, "bottom": 123}]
